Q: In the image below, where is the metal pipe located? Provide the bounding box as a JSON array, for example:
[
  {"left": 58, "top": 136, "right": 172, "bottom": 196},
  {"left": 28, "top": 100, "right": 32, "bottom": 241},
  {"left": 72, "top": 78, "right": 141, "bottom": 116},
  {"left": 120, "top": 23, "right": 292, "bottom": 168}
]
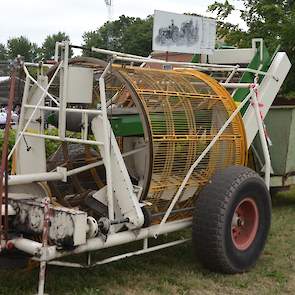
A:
[
  {"left": 0, "top": 69, "right": 16, "bottom": 247},
  {"left": 114, "top": 55, "right": 237, "bottom": 69},
  {"left": 17, "top": 75, "right": 31, "bottom": 133},
  {"left": 12, "top": 218, "right": 191, "bottom": 261},
  {"left": 54, "top": 42, "right": 63, "bottom": 62},
  {"left": 50, "top": 218, "right": 191, "bottom": 260},
  {"left": 225, "top": 65, "right": 239, "bottom": 83},
  {"left": 220, "top": 83, "right": 253, "bottom": 89},
  {"left": 113, "top": 56, "right": 270, "bottom": 76},
  {"left": 24, "top": 104, "right": 103, "bottom": 115},
  {"left": 158, "top": 91, "right": 253, "bottom": 229},
  {"left": 251, "top": 89, "right": 271, "bottom": 188},
  {"left": 37, "top": 197, "right": 50, "bottom": 295},
  {"left": 24, "top": 62, "right": 53, "bottom": 68},
  {"left": 66, "top": 146, "right": 146, "bottom": 177},
  {"left": 11, "top": 238, "right": 41, "bottom": 256},
  {"left": 47, "top": 238, "right": 189, "bottom": 268},
  {"left": 99, "top": 61, "right": 115, "bottom": 223},
  {"left": 22, "top": 132, "right": 104, "bottom": 146},
  {"left": 91, "top": 47, "right": 151, "bottom": 60},
  {"left": 23, "top": 66, "right": 60, "bottom": 106},
  {"left": 59, "top": 42, "right": 69, "bottom": 140},
  {"left": 92, "top": 239, "right": 189, "bottom": 266},
  {"left": 151, "top": 206, "right": 195, "bottom": 218},
  {"left": 7, "top": 171, "right": 65, "bottom": 186}
]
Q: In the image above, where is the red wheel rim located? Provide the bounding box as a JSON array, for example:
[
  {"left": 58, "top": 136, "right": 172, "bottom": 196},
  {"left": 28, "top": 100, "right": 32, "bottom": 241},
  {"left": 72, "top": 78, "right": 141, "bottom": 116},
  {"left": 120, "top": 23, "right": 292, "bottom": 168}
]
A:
[{"left": 231, "top": 198, "right": 259, "bottom": 251}]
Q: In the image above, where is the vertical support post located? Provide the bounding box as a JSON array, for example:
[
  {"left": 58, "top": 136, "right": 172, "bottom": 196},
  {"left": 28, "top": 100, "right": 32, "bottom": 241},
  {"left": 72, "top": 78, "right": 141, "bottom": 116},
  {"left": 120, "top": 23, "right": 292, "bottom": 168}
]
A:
[
  {"left": 165, "top": 51, "right": 169, "bottom": 62},
  {"left": 0, "top": 68, "right": 16, "bottom": 249},
  {"left": 82, "top": 111, "right": 88, "bottom": 140},
  {"left": 87, "top": 252, "right": 92, "bottom": 266},
  {"left": 59, "top": 41, "right": 69, "bottom": 140},
  {"left": 251, "top": 89, "right": 271, "bottom": 188},
  {"left": 99, "top": 62, "right": 114, "bottom": 223},
  {"left": 17, "top": 75, "right": 30, "bottom": 133},
  {"left": 37, "top": 197, "right": 50, "bottom": 295},
  {"left": 143, "top": 238, "right": 148, "bottom": 250},
  {"left": 54, "top": 42, "right": 62, "bottom": 62}
]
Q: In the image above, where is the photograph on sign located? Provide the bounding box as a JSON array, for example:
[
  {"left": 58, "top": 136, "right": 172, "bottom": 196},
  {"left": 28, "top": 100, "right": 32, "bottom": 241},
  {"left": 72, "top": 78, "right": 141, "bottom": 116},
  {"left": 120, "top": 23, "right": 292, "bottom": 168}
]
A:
[{"left": 153, "top": 10, "right": 216, "bottom": 55}]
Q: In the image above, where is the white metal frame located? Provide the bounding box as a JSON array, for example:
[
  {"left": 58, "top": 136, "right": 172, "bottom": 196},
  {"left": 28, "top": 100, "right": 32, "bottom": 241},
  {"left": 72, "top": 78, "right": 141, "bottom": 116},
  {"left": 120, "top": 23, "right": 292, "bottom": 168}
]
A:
[{"left": 5, "top": 41, "right": 291, "bottom": 295}]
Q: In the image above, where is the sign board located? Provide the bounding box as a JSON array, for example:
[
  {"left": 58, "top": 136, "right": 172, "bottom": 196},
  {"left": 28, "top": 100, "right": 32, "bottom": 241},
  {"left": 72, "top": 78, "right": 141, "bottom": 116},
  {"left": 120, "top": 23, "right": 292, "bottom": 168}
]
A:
[{"left": 153, "top": 10, "right": 216, "bottom": 55}]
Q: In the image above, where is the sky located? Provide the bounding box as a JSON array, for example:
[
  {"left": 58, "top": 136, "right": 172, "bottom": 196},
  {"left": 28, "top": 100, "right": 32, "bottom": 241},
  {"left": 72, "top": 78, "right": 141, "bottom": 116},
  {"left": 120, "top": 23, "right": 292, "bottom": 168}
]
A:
[{"left": 0, "top": 0, "right": 245, "bottom": 46}]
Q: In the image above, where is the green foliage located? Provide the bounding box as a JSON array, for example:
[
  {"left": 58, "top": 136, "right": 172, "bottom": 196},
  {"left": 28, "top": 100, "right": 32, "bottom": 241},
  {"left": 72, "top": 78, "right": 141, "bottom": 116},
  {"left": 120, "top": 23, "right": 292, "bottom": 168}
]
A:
[
  {"left": 7, "top": 36, "right": 40, "bottom": 62},
  {"left": 0, "top": 43, "right": 7, "bottom": 60},
  {"left": 0, "top": 129, "right": 60, "bottom": 170},
  {"left": 41, "top": 32, "right": 72, "bottom": 60},
  {"left": 208, "top": 0, "right": 295, "bottom": 96},
  {"left": 83, "top": 15, "right": 153, "bottom": 58}
]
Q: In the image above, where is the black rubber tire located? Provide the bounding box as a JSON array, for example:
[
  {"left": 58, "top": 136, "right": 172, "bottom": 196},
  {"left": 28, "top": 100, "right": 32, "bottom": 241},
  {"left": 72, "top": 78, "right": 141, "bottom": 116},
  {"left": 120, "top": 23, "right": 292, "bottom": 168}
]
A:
[{"left": 192, "top": 165, "right": 271, "bottom": 274}]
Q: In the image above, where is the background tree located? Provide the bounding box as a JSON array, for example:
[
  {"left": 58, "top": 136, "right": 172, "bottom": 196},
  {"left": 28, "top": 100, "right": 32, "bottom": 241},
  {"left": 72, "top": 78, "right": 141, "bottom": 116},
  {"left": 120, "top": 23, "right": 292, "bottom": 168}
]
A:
[
  {"left": 208, "top": 0, "right": 295, "bottom": 96},
  {"left": 7, "top": 36, "right": 39, "bottom": 62},
  {"left": 0, "top": 44, "right": 7, "bottom": 61},
  {"left": 83, "top": 15, "right": 152, "bottom": 58},
  {"left": 41, "top": 32, "right": 71, "bottom": 60}
]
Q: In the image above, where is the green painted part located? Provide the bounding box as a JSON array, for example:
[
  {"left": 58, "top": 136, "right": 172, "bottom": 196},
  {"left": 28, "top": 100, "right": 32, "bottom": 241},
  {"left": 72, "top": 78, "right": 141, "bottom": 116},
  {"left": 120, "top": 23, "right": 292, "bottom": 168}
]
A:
[
  {"left": 234, "top": 45, "right": 272, "bottom": 114},
  {"left": 191, "top": 54, "right": 200, "bottom": 63},
  {"left": 110, "top": 115, "right": 144, "bottom": 136},
  {"left": 253, "top": 106, "right": 295, "bottom": 176},
  {"left": 46, "top": 112, "right": 144, "bottom": 137}
]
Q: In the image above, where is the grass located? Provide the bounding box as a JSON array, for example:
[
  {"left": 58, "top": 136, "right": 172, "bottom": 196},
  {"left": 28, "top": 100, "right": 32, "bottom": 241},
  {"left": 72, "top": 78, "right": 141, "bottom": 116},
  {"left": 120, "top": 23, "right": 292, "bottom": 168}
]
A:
[{"left": 0, "top": 190, "right": 295, "bottom": 295}]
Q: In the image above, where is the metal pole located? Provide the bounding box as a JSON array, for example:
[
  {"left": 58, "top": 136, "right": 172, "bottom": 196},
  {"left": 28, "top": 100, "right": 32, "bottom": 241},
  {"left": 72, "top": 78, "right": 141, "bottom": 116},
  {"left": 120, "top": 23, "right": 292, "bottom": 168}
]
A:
[
  {"left": 59, "top": 42, "right": 69, "bottom": 140},
  {"left": 0, "top": 68, "right": 16, "bottom": 248},
  {"left": 251, "top": 89, "right": 271, "bottom": 188},
  {"left": 37, "top": 198, "right": 50, "bottom": 295},
  {"left": 99, "top": 61, "right": 115, "bottom": 223}
]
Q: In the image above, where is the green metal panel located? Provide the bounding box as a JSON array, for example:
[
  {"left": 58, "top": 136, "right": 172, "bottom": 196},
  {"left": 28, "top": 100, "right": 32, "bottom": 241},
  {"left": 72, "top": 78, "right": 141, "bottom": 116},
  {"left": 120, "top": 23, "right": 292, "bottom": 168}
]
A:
[
  {"left": 46, "top": 112, "right": 144, "bottom": 137},
  {"left": 110, "top": 115, "right": 143, "bottom": 136},
  {"left": 285, "top": 107, "right": 295, "bottom": 173},
  {"left": 253, "top": 106, "right": 295, "bottom": 176}
]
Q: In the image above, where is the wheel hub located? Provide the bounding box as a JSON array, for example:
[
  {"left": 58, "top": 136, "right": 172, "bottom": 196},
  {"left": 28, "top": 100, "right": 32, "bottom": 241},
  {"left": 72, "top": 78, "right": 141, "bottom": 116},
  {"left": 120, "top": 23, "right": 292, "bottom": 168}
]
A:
[{"left": 231, "top": 198, "right": 259, "bottom": 251}]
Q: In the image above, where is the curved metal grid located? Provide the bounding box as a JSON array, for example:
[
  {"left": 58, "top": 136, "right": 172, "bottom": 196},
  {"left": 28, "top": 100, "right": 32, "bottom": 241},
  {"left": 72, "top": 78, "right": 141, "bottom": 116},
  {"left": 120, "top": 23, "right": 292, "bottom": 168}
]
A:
[{"left": 118, "top": 67, "right": 247, "bottom": 217}]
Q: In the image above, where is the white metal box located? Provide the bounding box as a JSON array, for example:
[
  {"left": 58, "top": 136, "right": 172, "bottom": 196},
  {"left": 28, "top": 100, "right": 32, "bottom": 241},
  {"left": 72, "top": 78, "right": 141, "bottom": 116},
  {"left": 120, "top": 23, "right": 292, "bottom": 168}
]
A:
[{"left": 67, "top": 66, "right": 93, "bottom": 103}]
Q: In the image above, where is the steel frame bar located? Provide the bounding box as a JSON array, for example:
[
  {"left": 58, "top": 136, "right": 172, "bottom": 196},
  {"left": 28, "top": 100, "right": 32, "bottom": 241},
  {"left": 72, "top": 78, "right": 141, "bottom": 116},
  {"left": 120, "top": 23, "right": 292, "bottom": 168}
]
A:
[
  {"left": 22, "top": 132, "right": 104, "bottom": 146},
  {"left": 59, "top": 42, "right": 69, "bottom": 140},
  {"left": 0, "top": 69, "right": 16, "bottom": 248},
  {"left": 99, "top": 61, "right": 115, "bottom": 223},
  {"left": 251, "top": 88, "right": 271, "bottom": 188},
  {"left": 7, "top": 171, "right": 65, "bottom": 186},
  {"left": 112, "top": 56, "right": 271, "bottom": 77},
  {"left": 10, "top": 218, "right": 192, "bottom": 261},
  {"left": 23, "top": 104, "right": 103, "bottom": 115},
  {"left": 44, "top": 238, "right": 189, "bottom": 269},
  {"left": 225, "top": 65, "right": 240, "bottom": 83},
  {"left": 24, "top": 62, "right": 53, "bottom": 69},
  {"left": 66, "top": 146, "right": 146, "bottom": 177},
  {"left": 8, "top": 62, "right": 63, "bottom": 161},
  {"left": 5, "top": 146, "right": 146, "bottom": 186},
  {"left": 23, "top": 65, "right": 60, "bottom": 106}
]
